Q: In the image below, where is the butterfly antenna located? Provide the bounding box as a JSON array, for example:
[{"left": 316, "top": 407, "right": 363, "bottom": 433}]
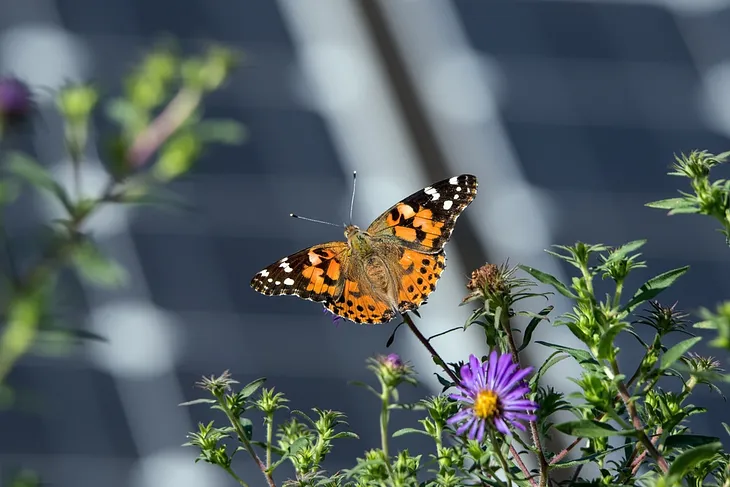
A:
[
  {"left": 348, "top": 170, "right": 357, "bottom": 225},
  {"left": 290, "top": 213, "right": 341, "bottom": 228}
]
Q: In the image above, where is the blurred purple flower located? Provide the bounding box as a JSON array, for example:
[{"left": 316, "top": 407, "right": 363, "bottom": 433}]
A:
[
  {"left": 382, "top": 353, "right": 403, "bottom": 369},
  {"left": 0, "top": 77, "right": 32, "bottom": 124},
  {"left": 323, "top": 307, "right": 343, "bottom": 327},
  {"left": 447, "top": 352, "right": 537, "bottom": 441}
]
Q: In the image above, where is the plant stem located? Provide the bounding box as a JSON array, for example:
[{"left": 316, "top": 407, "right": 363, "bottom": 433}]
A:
[
  {"left": 380, "top": 386, "right": 390, "bottom": 460},
  {"left": 402, "top": 313, "right": 459, "bottom": 384},
  {"left": 612, "top": 280, "right": 623, "bottom": 309},
  {"left": 489, "top": 429, "right": 514, "bottom": 487},
  {"left": 223, "top": 466, "right": 250, "bottom": 487},
  {"left": 126, "top": 87, "right": 202, "bottom": 168},
  {"left": 219, "top": 396, "right": 277, "bottom": 487},
  {"left": 611, "top": 360, "right": 669, "bottom": 473},
  {"left": 499, "top": 310, "right": 549, "bottom": 487},
  {"left": 266, "top": 414, "right": 273, "bottom": 469}
]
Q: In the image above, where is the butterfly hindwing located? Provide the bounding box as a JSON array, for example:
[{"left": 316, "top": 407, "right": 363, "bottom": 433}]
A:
[
  {"left": 250, "top": 242, "right": 348, "bottom": 303},
  {"left": 367, "top": 174, "right": 478, "bottom": 253},
  {"left": 326, "top": 279, "right": 395, "bottom": 324},
  {"left": 397, "top": 249, "right": 447, "bottom": 312}
]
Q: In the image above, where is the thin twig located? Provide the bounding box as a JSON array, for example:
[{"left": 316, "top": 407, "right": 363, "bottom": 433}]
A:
[
  {"left": 402, "top": 312, "right": 459, "bottom": 384},
  {"left": 612, "top": 362, "right": 669, "bottom": 473}
]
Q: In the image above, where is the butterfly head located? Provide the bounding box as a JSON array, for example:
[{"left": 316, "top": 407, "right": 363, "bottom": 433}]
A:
[{"left": 345, "top": 224, "right": 372, "bottom": 254}]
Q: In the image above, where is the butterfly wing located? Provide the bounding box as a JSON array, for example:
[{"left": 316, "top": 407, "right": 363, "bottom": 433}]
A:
[
  {"left": 396, "top": 249, "right": 447, "bottom": 312},
  {"left": 366, "top": 174, "right": 478, "bottom": 253},
  {"left": 250, "top": 242, "right": 349, "bottom": 303},
  {"left": 326, "top": 278, "right": 396, "bottom": 324}
]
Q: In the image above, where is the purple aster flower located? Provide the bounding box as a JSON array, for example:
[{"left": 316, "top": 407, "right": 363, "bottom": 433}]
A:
[
  {"left": 0, "top": 77, "right": 33, "bottom": 123},
  {"left": 447, "top": 351, "right": 538, "bottom": 441}
]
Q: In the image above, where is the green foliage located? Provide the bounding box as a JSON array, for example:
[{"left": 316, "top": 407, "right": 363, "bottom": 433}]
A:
[
  {"left": 0, "top": 38, "right": 244, "bottom": 447},
  {"left": 647, "top": 150, "right": 730, "bottom": 244}
]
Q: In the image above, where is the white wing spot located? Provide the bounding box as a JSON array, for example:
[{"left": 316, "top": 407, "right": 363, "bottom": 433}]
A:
[
  {"left": 454, "top": 194, "right": 460, "bottom": 200},
  {"left": 267, "top": 278, "right": 273, "bottom": 283},
  {"left": 284, "top": 278, "right": 295, "bottom": 286},
  {"left": 424, "top": 186, "right": 441, "bottom": 200},
  {"left": 259, "top": 269, "right": 270, "bottom": 277},
  {"left": 456, "top": 186, "right": 462, "bottom": 192},
  {"left": 284, "top": 266, "right": 293, "bottom": 273},
  {"left": 443, "top": 200, "right": 454, "bottom": 210},
  {"left": 280, "top": 257, "right": 288, "bottom": 262},
  {"left": 449, "top": 177, "right": 458, "bottom": 185},
  {"left": 275, "top": 280, "right": 281, "bottom": 285}
]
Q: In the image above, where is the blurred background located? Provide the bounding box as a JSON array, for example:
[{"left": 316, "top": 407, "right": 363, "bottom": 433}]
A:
[{"left": 1, "top": 0, "right": 730, "bottom": 486}]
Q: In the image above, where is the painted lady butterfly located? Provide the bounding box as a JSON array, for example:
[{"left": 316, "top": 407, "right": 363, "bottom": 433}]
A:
[{"left": 250, "top": 174, "right": 478, "bottom": 324}]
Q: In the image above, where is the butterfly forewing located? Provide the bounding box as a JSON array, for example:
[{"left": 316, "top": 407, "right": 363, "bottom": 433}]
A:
[
  {"left": 366, "top": 174, "right": 478, "bottom": 253},
  {"left": 250, "top": 242, "right": 348, "bottom": 303}
]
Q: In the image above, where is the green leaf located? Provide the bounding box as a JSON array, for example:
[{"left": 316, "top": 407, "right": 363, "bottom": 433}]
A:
[
  {"left": 72, "top": 241, "right": 128, "bottom": 287},
  {"left": 605, "top": 240, "right": 647, "bottom": 263},
  {"left": 668, "top": 206, "right": 702, "bottom": 215},
  {"left": 664, "top": 434, "right": 720, "bottom": 450},
  {"left": 331, "top": 431, "right": 359, "bottom": 440},
  {"left": 554, "top": 420, "right": 631, "bottom": 438},
  {"left": 239, "top": 378, "right": 266, "bottom": 399},
  {"left": 645, "top": 197, "right": 697, "bottom": 211},
  {"left": 178, "top": 398, "right": 217, "bottom": 407},
  {"left": 660, "top": 336, "right": 702, "bottom": 371},
  {"left": 0, "top": 180, "right": 20, "bottom": 204},
  {"left": 596, "top": 323, "right": 626, "bottom": 360},
  {"left": 531, "top": 352, "right": 568, "bottom": 387},
  {"left": 535, "top": 341, "right": 597, "bottom": 365},
  {"left": 518, "top": 266, "right": 576, "bottom": 298},
  {"left": 667, "top": 442, "right": 722, "bottom": 483},
  {"left": 239, "top": 417, "right": 253, "bottom": 440},
  {"left": 622, "top": 266, "right": 690, "bottom": 313},
  {"left": 551, "top": 442, "right": 628, "bottom": 468},
  {"left": 392, "top": 427, "right": 429, "bottom": 438},
  {"left": 518, "top": 306, "right": 553, "bottom": 352},
  {"left": 287, "top": 436, "right": 309, "bottom": 455},
  {"left": 5, "top": 152, "right": 72, "bottom": 212},
  {"left": 196, "top": 119, "right": 249, "bottom": 145}
]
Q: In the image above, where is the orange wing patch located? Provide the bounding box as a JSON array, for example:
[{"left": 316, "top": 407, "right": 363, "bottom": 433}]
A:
[
  {"left": 327, "top": 279, "right": 395, "bottom": 324},
  {"left": 386, "top": 203, "right": 445, "bottom": 249},
  {"left": 302, "top": 248, "right": 342, "bottom": 297},
  {"left": 397, "top": 249, "right": 447, "bottom": 312}
]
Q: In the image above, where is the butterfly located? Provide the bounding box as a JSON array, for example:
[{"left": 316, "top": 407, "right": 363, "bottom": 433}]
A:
[{"left": 250, "top": 174, "right": 478, "bottom": 324}]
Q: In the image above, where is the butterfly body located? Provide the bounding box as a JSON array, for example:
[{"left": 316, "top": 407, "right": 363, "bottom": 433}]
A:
[{"left": 251, "top": 174, "right": 478, "bottom": 324}]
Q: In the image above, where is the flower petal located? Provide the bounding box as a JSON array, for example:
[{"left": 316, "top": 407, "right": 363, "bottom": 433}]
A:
[
  {"left": 447, "top": 409, "right": 473, "bottom": 425},
  {"left": 486, "top": 350, "right": 500, "bottom": 386},
  {"left": 475, "top": 419, "right": 486, "bottom": 443},
  {"left": 498, "top": 367, "right": 534, "bottom": 395},
  {"left": 494, "top": 417, "right": 511, "bottom": 435},
  {"left": 468, "top": 416, "right": 481, "bottom": 440},
  {"left": 456, "top": 417, "right": 475, "bottom": 435}
]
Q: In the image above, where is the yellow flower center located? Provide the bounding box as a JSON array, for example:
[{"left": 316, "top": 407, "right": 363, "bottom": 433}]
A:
[{"left": 473, "top": 389, "right": 499, "bottom": 419}]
